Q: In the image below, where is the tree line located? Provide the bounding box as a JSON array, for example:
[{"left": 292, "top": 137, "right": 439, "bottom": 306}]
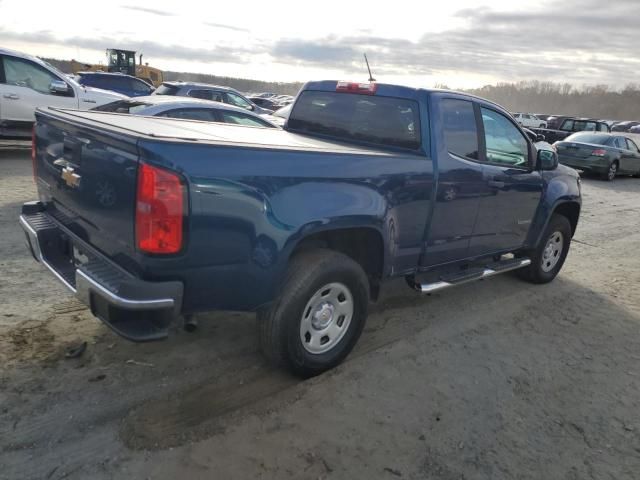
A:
[
  {"left": 463, "top": 81, "right": 640, "bottom": 121},
  {"left": 44, "top": 58, "right": 640, "bottom": 120}
]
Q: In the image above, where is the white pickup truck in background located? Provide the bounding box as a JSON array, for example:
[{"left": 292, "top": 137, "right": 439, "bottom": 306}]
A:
[
  {"left": 513, "top": 112, "right": 547, "bottom": 129},
  {"left": 0, "top": 48, "right": 127, "bottom": 139}
]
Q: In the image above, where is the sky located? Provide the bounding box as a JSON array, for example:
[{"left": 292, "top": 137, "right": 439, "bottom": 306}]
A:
[{"left": 1, "top": 0, "right": 639, "bottom": 89}]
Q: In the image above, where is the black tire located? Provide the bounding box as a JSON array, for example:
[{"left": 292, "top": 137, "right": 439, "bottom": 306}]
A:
[
  {"left": 517, "top": 214, "right": 572, "bottom": 284},
  {"left": 258, "top": 249, "right": 369, "bottom": 377},
  {"left": 602, "top": 160, "right": 618, "bottom": 181},
  {"left": 539, "top": 123, "right": 545, "bottom": 128}
]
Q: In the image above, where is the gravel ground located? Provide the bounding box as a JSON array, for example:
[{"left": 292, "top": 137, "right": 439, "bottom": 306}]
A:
[{"left": 1, "top": 146, "right": 639, "bottom": 480}]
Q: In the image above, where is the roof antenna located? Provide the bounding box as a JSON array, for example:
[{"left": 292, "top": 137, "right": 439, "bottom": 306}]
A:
[{"left": 364, "top": 53, "right": 376, "bottom": 82}]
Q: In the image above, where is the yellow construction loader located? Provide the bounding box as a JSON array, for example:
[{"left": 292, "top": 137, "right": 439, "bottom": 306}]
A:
[{"left": 70, "top": 49, "right": 164, "bottom": 87}]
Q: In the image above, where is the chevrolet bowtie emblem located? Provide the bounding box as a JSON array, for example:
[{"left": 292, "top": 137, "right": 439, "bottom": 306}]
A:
[{"left": 61, "top": 166, "right": 81, "bottom": 188}]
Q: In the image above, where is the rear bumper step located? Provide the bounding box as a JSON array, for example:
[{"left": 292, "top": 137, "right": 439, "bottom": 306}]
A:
[
  {"left": 407, "top": 257, "right": 531, "bottom": 294},
  {"left": 20, "top": 204, "right": 183, "bottom": 342}
]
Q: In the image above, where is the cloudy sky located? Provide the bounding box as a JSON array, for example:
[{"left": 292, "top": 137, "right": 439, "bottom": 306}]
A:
[{"left": 1, "top": 0, "right": 638, "bottom": 89}]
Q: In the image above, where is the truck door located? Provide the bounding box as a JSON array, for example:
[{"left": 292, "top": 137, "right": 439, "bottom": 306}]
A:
[
  {"left": 0, "top": 54, "right": 77, "bottom": 128},
  {"left": 421, "top": 98, "right": 485, "bottom": 267},
  {"left": 467, "top": 106, "right": 543, "bottom": 257}
]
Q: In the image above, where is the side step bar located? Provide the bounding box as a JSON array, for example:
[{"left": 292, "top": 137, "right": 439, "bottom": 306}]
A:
[{"left": 407, "top": 258, "right": 531, "bottom": 294}]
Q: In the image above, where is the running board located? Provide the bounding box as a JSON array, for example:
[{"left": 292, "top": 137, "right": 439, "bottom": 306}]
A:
[{"left": 407, "top": 258, "right": 531, "bottom": 294}]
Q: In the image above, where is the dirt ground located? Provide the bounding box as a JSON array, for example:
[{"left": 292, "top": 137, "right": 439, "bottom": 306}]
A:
[{"left": 1, "top": 145, "right": 639, "bottom": 480}]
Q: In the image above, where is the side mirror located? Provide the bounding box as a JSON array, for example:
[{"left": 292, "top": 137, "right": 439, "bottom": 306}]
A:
[
  {"left": 536, "top": 133, "right": 546, "bottom": 142},
  {"left": 49, "top": 80, "right": 70, "bottom": 95},
  {"left": 538, "top": 148, "right": 559, "bottom": 170}
]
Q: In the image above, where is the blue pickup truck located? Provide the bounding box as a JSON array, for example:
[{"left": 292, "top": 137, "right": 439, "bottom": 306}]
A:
[{"left": 21, "top": 80, "right": 581, "bottom": 377}]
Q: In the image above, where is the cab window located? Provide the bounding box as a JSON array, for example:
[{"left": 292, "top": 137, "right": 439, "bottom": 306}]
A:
[
  {"left": 441, "top": 99, "right": 478, "bottom": 160},
  {"left": 481, "top": 108, "right": 529, "bottom": 167},
  {"left": 2, "top": 56, "right": 67, "bottom": 95}
]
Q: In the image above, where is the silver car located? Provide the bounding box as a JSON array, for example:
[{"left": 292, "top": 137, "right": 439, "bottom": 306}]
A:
[{"left": 93, "top": 95, "right": 278, "bottom": 128}]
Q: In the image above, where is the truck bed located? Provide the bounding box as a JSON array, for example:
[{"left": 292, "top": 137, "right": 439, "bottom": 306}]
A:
[{"left": 41, "top": 108, "right": 401, "bottom": 156}]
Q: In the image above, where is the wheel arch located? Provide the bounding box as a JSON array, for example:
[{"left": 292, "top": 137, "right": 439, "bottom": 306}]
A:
[{"left": 284, "top": 224, "right": 387, "bottom": 301}]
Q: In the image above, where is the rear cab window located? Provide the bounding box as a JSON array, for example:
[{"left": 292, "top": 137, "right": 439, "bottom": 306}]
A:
[{"left": 287, "top": 90, "right": 421, "bottom": 150}]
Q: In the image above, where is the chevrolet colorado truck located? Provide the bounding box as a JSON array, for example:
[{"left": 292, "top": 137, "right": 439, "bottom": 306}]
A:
[{"left": 20, "top": 80, "right": 581, "bottom": 377}]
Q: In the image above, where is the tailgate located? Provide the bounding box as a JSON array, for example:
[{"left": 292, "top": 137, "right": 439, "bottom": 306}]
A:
[{"left": 34, "top": 110, "right": 140, "bottom": 268}]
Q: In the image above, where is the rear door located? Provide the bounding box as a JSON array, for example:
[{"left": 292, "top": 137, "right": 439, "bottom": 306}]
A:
[
  {"left": 467, "top": 106, "right": 543, "bottom": 256},
  {"left": 0, "top": 54, "right": 77, "bottom": 126},
  {"left": 421, "top": 97, "right": 485, "bottom": 266}
]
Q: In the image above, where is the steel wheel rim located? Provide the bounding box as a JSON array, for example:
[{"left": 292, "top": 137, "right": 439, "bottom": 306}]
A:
[
  {"left": 299, "top": 282, "right": 354, "bottom": 354},
  {"left": 608, "top": 163, "right": 617, "bottom": 180},
  {"left": 541, "top": 231, "right": 564, "bottom": 272}
]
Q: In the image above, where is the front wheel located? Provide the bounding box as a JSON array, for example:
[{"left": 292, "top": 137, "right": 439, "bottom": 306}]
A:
[
  {"left": 517, "top": 214, "right": 572, "bottom": 284},
  {"left": 258, "top": 249, "right": 369, "bottom": 377}
]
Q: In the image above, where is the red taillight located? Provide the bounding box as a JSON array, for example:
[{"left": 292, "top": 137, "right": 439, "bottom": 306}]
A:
[
  {"left": 31, "top": 125, "right": 37, "bottom": 183},
  {"left": 136, "top": 162, "right": 185, "bottom": 254},
  {"left": 336, "top": 81, "right": 377, "bottom": 95},
  {"left": 591, "top": 149, "right": 607, "bottom": 157}
]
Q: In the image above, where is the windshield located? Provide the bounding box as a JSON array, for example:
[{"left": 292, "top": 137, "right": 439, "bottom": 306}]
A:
[
  {"left": 564, "top": 133, "right": 609, "bottom": 144},
  {"left": 288, "top": 91, "right": 421, "bottom": 150}
]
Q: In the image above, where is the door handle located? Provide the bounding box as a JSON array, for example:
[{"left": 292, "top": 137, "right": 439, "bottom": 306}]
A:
[
  {"left": 488, "top": 180, "right": 506, "bottom": 189},
  {"left": 3, "top": 93, "right": 19, "bottom": 100}
]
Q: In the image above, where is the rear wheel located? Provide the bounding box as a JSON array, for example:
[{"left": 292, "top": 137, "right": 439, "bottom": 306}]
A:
[
  {"left": 517, "top": 214, "right": 572, "bottom": 284},
  {"left": 258, "top": 249, "right": 369, "bottom": 377},
  {"left": 602, "top": 161, "right": 618, "bottom": 181}
]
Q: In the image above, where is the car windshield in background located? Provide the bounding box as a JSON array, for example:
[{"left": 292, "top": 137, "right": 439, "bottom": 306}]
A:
[
  {"left": 154, "top": 84, "right": 179, "bottom": 95},
  {"left": 288, "top": 91, "right": 421, "bottom": 150},
  {"left": 564, "top": 133, "right": 609, "bottom": 144}
]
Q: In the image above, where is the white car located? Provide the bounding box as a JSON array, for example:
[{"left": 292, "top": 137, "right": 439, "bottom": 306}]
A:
[
  {"left": 512, "top": 112, "right": 547, "bottom": 129},
  {"left": 0, "top": 48, "right": 127, "bottom": 139}
]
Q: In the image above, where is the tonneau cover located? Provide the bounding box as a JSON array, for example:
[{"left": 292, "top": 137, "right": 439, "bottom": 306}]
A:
[{"left": 38, "top": 107, "right": 398, "bottom": 156}]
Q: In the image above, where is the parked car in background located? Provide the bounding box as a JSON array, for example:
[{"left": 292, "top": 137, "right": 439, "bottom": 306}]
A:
[
  {"left": 612, "top": 121, "right": 640, "bottom": 132},
  {"left": 24, "top": 80, "right": 581, "bottom": 376},
  {"left": 75, "top": 72, "right": 154, "bottom": 97},
  {"left": 513, "top": 112, "right": 547, "bottom": 128},
  {"left": 546, "top": 115, "right": 572, "bottom": 130},
  {"left": 532, "top": 118, "right": 609, "bottom": 144},
  {"left": 555, "top": 132, "right": 640, "bottom": 180},
  {"left": 248, "top": 96, "right": 281, "bottom": 112},
  {"left": 253, "top": 92, "right": 279, "bottom": 98},
  {"left": 0, "top": 48, "right": 127, "bottom": 139},
  {"left": 93, "top": 95, "right": 278, "bottom": 128},
  {"left": 629, "top": 124, "right": 640, "bottom": 134},
  {"left": 153, "top": 82, "right": 272, "bottom": 114},
  {"left": 261, "top": 103, "right": 291, "bottom": 127}
]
